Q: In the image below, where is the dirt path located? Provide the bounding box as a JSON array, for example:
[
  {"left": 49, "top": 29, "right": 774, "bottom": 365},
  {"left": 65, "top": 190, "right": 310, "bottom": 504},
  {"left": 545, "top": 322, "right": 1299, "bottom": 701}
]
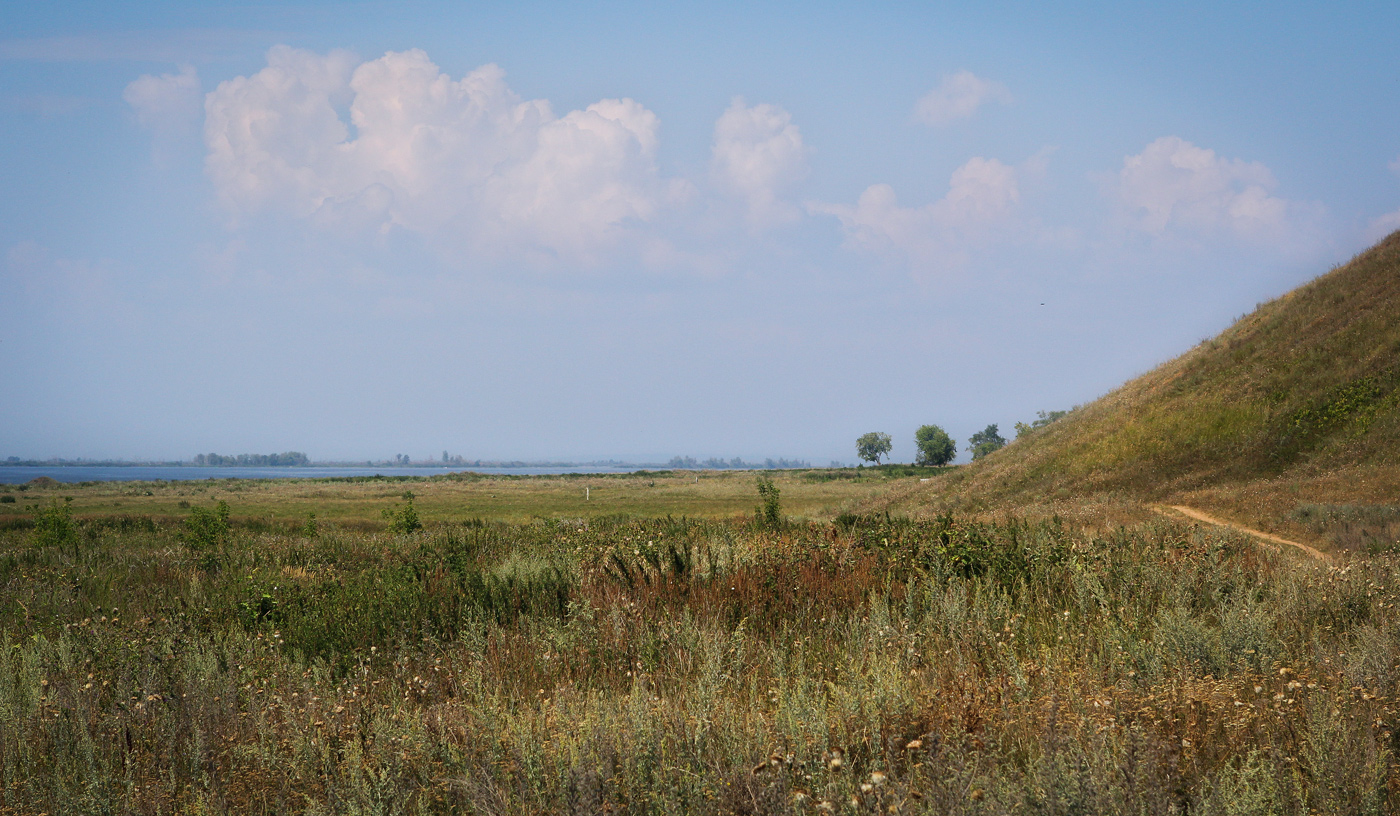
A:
[{"left": 1160, "top": 505, "right": 1332, "bottom": 564}]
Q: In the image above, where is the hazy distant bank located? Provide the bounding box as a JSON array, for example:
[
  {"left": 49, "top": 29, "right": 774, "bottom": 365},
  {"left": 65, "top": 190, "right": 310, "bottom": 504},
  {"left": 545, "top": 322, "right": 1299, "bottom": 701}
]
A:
[{"left": 0, "top": 464, "right": 656, "bottom": 484}]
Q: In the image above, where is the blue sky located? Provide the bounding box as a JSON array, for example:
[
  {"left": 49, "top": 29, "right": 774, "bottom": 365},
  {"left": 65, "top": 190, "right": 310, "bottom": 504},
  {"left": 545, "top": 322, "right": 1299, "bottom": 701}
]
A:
[{"left": 3, "top": 1, "right": 1399, "bottom": 464}]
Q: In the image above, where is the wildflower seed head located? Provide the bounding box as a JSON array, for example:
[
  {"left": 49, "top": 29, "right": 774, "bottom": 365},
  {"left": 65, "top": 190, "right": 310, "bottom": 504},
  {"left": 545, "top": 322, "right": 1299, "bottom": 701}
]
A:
[{"left": 870, "top": 771, "right": 887, "bottom": 786}]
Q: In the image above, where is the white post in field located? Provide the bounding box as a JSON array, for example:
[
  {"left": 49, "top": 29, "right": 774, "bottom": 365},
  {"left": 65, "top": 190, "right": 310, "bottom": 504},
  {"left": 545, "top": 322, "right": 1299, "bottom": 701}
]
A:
[{"left": 586, "top": 487, "right": 590, "bottom": 501}]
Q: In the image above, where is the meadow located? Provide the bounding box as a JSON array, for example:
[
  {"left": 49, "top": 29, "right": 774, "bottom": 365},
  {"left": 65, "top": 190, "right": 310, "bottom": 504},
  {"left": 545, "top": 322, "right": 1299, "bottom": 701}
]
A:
[{"left": 2, "top": 472, "right": 1398, "bottom": 814}]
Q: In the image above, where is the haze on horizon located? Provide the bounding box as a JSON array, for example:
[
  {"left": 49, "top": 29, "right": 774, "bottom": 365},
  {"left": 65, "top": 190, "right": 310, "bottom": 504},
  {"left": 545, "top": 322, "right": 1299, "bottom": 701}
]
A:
[{"left": 3, "top": 1, "right": 1399, "bottom": 466}]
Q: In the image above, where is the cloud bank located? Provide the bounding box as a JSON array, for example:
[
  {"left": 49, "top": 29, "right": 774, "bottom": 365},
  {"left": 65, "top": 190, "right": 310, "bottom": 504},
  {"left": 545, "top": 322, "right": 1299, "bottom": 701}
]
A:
[
  {"left": 203, "top": 46, "right": 680, "bottom": 263},
  {"left": 1115, "top": 136, "right": 1321, "bottom": 248},
  {"left": 811, "top": 156, "right": 1022, "bottom": 274},
  {"left": 156, "top": 47, "right": 1341, "bottom": 282},
  {"left": 710, "top": 98, "right": 809, "bottom": 229}
]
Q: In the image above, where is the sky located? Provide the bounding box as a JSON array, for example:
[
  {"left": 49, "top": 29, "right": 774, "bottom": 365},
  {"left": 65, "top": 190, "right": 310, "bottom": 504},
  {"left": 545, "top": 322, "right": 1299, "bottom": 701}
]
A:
[{"left": 3, "top": 1, "right": 1399, "bottom": 465}]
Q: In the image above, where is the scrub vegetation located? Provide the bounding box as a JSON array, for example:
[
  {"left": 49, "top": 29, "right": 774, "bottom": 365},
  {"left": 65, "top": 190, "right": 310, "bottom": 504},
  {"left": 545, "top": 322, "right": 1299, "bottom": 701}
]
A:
[{"left": 1, "top": 487, "right": 1399, "bottom": 814}]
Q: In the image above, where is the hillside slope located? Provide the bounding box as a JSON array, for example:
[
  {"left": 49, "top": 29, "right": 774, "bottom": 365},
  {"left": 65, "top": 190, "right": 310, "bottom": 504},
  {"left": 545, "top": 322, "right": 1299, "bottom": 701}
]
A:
[{"left": 895, "top": 230, "right": 1400, "bottom": 528}]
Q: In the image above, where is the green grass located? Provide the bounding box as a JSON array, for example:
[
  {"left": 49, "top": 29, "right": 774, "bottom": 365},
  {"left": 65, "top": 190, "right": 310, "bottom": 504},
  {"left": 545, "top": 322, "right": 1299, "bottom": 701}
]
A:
[
  {"left": 1, "top": 488, "right": 1398, "bottom": 813},
  {"left": 0, "top": 468, "right": 911, "bottom": 529}
]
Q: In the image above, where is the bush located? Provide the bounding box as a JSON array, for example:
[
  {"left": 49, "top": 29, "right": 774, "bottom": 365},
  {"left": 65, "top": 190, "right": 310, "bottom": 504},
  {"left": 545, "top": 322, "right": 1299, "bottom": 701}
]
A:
[
  {"left": 33, "top": 498, "right": 77, "bottom": 554},
  {"left": 181, "top": 500, "right": 230, "bottom": 550},
  {"left": 755, "top": 475, "right": 782, "bottom": 527},
  {"left": 383, "top": 491, "right": 422, "bottom": 534}
]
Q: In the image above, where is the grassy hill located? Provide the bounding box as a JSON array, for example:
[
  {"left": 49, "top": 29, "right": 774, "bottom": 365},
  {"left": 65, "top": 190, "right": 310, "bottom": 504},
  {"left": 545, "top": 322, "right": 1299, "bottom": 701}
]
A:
[{"left": 892, "top": 230, "right": 1400, "bottom": 540}]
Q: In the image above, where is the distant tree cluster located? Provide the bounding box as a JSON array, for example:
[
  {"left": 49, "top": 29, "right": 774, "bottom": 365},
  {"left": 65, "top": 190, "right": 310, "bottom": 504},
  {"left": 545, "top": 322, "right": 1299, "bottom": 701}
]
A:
[
  {"left": 667, "top": 456, "right": 811, "bottom": 469},
  {"left": 192, "top": 452, "right": 310, "bottom": 467}
]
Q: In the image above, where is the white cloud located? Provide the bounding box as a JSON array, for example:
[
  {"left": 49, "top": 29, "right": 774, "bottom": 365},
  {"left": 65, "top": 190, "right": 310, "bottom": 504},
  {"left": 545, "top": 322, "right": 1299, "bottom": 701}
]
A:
[
  {"left": 711, "top": 98, "right": 809, "bottom": 228},
  {"left": 124, "top": 64, "right": 201, "bottom": 134},
  {"left": 203, "top": 46, "right": 675, "bottom": 263},
  {"left": 811, "top": 156, "right": 1021, "bottom": 273},
  {"left": 1364, "top": 209, "right": 1400, "bottom": 244},
  {"left": 914, "top": 71, "right": 1012, "bottom": 127},
  {"left": 1115, "top": 136, "right": 1320, "bottom": 246}
]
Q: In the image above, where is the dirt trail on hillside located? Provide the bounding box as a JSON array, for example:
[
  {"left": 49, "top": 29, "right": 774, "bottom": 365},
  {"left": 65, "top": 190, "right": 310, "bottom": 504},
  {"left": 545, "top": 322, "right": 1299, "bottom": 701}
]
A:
[{"left": 1161, "top": 505, "right": 1331, "bottom": 564}]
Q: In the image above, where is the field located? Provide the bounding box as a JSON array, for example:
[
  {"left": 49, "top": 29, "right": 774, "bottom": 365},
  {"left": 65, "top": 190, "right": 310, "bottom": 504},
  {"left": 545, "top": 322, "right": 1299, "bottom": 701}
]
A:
[
  {"left": 3, "top": 472, "right": 1399, "bottom": 814},
  {"left": 0, "top": 467, "right": 936, "bottom": 528}
]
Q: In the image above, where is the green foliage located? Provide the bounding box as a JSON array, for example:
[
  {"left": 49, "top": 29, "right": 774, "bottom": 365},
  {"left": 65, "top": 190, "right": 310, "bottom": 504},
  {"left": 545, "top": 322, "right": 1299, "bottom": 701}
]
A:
[
  {"left": 32, "top": 499, "right": 77, "bottom": 554},
  {"left": 4, "top": 501, "right": 1400, "bottom": 812},
  {"left": 754, "top": 475, "right": 781, "bottom": 527},
  {"left": 300, "top": 512, "right": 318, "bottom": 538},
  {"left": 180, "top": 500, "right": 229, "bottom": 550},
  {"left": 967, "top": 423, "right": 1007, "bottom": 460},
  {"left": 856, "top": 431, "right": 893, "bottom": 464},
  {"left": 1288, "top": 373, "right": 1393, "bottom": 442},
  {"left": 382, "top": 491, "right": 422, "bottom": 534},
  {"left": 1014, "top": 409, "right": 1069, "bottom": 438},
  {"left": 914, "top": 424, "right": 956, "bottom": 465}
]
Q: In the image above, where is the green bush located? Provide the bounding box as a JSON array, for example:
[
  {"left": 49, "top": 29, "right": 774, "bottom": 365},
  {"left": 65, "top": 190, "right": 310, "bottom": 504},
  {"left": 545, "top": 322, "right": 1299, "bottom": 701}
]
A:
[
  {"left": 180, "top": 500, "right": 229, "bottom": 550},
  {"left": 383, "top": 491, "right": 422, "bottom": 534},
  {"left": 33, "top": 498, "right": 77, "bottom": 555},
  {"left": 754, "top": 475, "right": 781, "bottom": 527}
]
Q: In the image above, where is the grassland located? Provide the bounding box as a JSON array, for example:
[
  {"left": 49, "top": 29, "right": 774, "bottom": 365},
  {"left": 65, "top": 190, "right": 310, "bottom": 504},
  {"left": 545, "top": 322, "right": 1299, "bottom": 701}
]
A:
[
  {"left": 0, "top": 467, "right": 939, "bottom": 529},
  {"left": 3, "top": 473, "right": 1400, "bottom": 814}
]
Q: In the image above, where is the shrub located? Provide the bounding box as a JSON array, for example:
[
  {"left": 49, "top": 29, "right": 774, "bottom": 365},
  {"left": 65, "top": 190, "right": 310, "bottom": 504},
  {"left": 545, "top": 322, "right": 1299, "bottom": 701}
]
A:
[
  {"left": 33, "top": 498, "right": 77, "bottom": 555},
  {"left": 383, "top": 491, "right": 422, "bottom": 534},
  {"left": 181, "top": 500, "right": 230, "bottom": 550},
  {"left": 754, "top": 475, "right": 782, "bottom": 527}
]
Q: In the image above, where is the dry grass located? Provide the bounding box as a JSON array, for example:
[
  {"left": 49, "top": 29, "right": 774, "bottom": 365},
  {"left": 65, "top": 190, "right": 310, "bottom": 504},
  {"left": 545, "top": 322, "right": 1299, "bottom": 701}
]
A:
[
  {"left": 2, "top": 489, "right": 1399, "bottom": 814},
  {"left": 0, "top": 468, "right": 906, "bottom": 528}
]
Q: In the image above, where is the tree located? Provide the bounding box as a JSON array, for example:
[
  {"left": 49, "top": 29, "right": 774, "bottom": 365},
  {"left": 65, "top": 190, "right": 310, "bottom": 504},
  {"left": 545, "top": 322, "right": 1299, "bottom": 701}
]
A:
[
  {"left": 856, "top": 432, "right": 893, "bottom": 465},
  {"left": 1014, "top": 409, "right": 1069, "bottom": 439},
  {"left": 967, "top": 424, "right": 1007, "bottom": 460},
  {"left": 914, "top": 424, "right": 956, "bottom": 466}
]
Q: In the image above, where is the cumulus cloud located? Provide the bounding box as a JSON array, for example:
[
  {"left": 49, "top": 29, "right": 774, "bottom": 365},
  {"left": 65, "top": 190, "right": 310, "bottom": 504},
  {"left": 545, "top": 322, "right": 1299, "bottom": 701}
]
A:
[
  {"left": 811, "top": 156, "right": 1021, "bottom": 273},
  {"left": 124, "top": 64, "right": 201, "bottom": 135},
  {"left": 710, "top": 98, "right": 809, "bottom": 228},
  {"left": 203, "top": 46, "right": 676, "bottom": 263},
  {"left": 914, "top": 71, "right": 1012, "bottom": 127},
  {"left": 1115, "top": 136, "right": 1321, "bottom": 247}
]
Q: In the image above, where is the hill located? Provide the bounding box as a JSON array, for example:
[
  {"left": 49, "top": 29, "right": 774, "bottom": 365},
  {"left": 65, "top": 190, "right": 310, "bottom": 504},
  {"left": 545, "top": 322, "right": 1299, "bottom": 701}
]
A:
[{"left": 887, "top": 230, "right": 1400, "bottom": 545}]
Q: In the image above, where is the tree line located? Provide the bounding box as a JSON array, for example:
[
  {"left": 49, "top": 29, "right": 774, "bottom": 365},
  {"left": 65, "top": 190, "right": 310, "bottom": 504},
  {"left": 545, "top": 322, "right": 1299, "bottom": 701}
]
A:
[
  {"left": 856, "top": 409, "right": 1068, "bottom": 465},
  {"left": 192, "top": 452, "right": 310, "bottom": 467}
]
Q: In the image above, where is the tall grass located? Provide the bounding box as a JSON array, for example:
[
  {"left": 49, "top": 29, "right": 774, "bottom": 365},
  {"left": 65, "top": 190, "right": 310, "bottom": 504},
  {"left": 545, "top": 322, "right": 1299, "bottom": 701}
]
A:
[{"left": 0, "top": 511, "right": 1397, "bottom": 813}]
